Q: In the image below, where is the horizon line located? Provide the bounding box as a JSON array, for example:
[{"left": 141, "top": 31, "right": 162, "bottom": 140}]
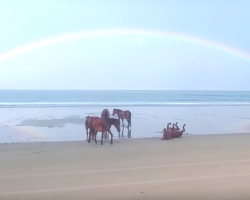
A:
[{"left": 0, "top": 89, "right": 249, "bottom": 92}]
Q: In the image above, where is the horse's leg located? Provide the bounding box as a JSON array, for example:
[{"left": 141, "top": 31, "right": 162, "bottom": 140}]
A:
[
  {"left": 95, "top": 131, "right": 97, "bottom": 143},
  {"left": 91, "top": 132, "right": 95, "bottom": 140},
  {"left": 88, "top": 130, "right": 91, "bottom": 143},
  {"left": 86, "top": 128, "right": 88, "bottom": 141},
  {"left": 121, "top": 118, "right": 124, "bottom": 126},
  {"left": 109, "top": 130, "right": 113, "bottom": 145},
  {"left": 126, "top": 118, "right": 130, "bottom": 128},
  {"left": 104, "top": 131, "right": 108, "bottom": 139},
  {"left": 128, "top": 128, "right": 131, "bottom": 138},
  {"left": 101, "top": 130, "right": 104, "bottom": 145}
]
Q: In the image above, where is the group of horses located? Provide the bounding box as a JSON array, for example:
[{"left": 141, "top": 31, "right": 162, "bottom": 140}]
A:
[
  {"left": 85, "top": 108, "right": 186, "bottom": 145},
  {"left": 162, "top": 122, "right": 186, "bottom": 140},
  {"left": 85, "top": 109, "right": 132, "bottom": 145}
]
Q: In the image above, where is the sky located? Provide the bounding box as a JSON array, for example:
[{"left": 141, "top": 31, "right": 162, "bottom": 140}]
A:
[{"left": 0, "top": 0, "right": 250, "bottom": 90}]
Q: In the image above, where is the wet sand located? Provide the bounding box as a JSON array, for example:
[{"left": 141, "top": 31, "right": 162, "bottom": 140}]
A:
[
  {"left": 0, "top": 106, "right": 250, "bottom": 143},
  {"left": 1, "top": 134, "right": 250, "bottom": 199}
]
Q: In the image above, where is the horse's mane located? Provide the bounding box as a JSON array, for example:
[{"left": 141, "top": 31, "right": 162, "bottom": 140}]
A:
[{"left": 114, "top": 109, "right": 122, "bottom": 112}]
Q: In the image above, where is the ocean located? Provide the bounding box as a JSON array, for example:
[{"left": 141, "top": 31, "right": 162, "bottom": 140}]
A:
[{"left": 0, "top": 90, "right": 250, "bottom": 108}]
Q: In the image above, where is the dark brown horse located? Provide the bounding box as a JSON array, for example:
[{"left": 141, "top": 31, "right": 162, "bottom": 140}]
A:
[
  {"left": 112, "top": 109, "right": 131, "bottom": 127},
  {"left": 162, "top": 122, "right": 173, "bottom": 140},
  {"left": 89, "top": 118, "right": 120, "bottom": 145},
  {"left": 101, "top": 109, "right": 110, "bottom": 118},
  {"left": 172, "top": 124, "right": 186, "bottom": 138},
  {"left": 85, "top": 116, "right": 100, "bottom": 141},
  {"left": 101, "top": 109, "right": 110, "bottom": 139},
  {"left": 170, "top": 122, "right": 180, "bottom": 138}
]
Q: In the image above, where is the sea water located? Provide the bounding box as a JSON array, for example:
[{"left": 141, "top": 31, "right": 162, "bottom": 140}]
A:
[{"left": 0, "top": 90, "right": 249, "bottom": 108}]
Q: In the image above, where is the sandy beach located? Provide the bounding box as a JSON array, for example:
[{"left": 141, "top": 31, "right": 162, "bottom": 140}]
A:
[
  {"left": 0, "top": 105, "right": 250, "bottom": 199},
  {"left": 0, "top": 134, "right": 250, "bottom": 199}
]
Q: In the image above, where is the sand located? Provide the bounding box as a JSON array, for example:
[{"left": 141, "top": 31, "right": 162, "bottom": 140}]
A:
[
  {"left": 1, "top": 134, "right": 250, "bottom": 199},
  {"left": 0, "top": 105, "right": 250, "bottom": 199}
]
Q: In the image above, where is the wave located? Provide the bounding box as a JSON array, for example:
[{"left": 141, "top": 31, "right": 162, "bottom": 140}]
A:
[{"left": 1, "top": 101, "right": 250, "bottom": 108}]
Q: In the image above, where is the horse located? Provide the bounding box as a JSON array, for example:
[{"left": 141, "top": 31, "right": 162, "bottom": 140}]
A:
[
  {"left": 112, "top": 109, "right": 132, "bottom": 127},
  {"left": 89, "top": 118, "right": 121, "bottom": 145},
  {"left": 85, "top": 116, "right": 100, "bottom": 141},
  {"left": 162, "top": 122, "right": 173, "bottom": 140},
  {"left": 101, "top": 109, "right": 110, "bottom": 118},
  {"left": 101, "top": 109, "right": 110, "bottom": 139},
  {"left": 172, "top": 124, "right": 186, "bottom": 138},
  {"left": 170, "top": 122, "right": 180, "bottom": 138}
]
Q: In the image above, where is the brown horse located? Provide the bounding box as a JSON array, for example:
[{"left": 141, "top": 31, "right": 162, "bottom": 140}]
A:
[
  {"left": 85, "top": 116, "right": 100, "bottom": 141},
  {"left": 162, "top": 122, "right": 173, "bottom": 140},
  {"left": 174, "top": 122, "right": 180, "bottom": 131},
  {"left": 172, "top": 124, "right": 186, "bottom": 138},
  {"left": 89, "top": 118, "right": 121, "bottom": 145},
  {"left": 101, "top": 109, "right": 110, "bottom": 118},
  {"left": 101, "top": 109, "right": 110, "bottom": 139},
  {"left": 170, "top": 122, "right": 180, "bottom": 138},
  {"left": 112, "top": 109, "right": 131, "bottom": 127}
]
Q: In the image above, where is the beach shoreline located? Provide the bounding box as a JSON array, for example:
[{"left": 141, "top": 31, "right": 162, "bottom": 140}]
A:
[
  {"left": 0, "top": 105, "right": 249, "bottom": 143},
  {"left": 0, "top": 132, "right": 249, "bottom": 145}
]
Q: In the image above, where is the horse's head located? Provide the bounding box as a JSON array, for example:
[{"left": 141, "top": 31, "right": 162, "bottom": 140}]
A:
[
  {"left": 114, "top": 119, "right": 121, "bottom": 132},
  {"left": 112, "top": 109, "right": 117, "bottom": 116}
]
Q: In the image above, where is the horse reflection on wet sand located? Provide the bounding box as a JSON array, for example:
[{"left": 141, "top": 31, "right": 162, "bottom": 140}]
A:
[{"left": 119, "top": 126, "right": 132, "bottom": 139}]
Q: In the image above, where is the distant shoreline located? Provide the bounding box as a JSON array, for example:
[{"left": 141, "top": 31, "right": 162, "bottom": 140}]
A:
[
  {"left": 1, "top": 103, "right": 250, "bottom": 109},
  {"left": 0, "top": 89, "right": 250, "bottom": 91}
]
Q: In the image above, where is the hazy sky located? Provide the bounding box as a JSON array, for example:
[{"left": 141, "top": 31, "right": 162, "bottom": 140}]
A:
[{"left": 0, "top": 0, "right": 250, "bottom": 90}]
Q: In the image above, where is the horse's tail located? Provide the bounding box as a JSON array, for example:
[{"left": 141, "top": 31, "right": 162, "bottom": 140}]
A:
[
  {"left": 128, "top": 112, "right": 132, "bottom": 127},
  {"left": 85, "top": 117, "right": 89, "bottom": 129}
]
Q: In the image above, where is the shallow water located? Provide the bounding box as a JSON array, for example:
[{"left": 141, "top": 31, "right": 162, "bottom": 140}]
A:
[{"left": 0, "top": 106, "right": 249, "bottom": 143}]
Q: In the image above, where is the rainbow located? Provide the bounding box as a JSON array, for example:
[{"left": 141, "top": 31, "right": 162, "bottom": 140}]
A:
[
  {"left": 233, "top": 120, "right": 250, "bottom": 133},
  {"left": 0, "top": 120, "right": 41, "bottom": 142},
  {"left": 11, "top": 126, "right": 41, "bottom": 138},
  {"left": 0, "top": 120, "right": 40, "bottom": 137},
  {"left": 0, "top": 28, "right": 250, "bottom": 63}
]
